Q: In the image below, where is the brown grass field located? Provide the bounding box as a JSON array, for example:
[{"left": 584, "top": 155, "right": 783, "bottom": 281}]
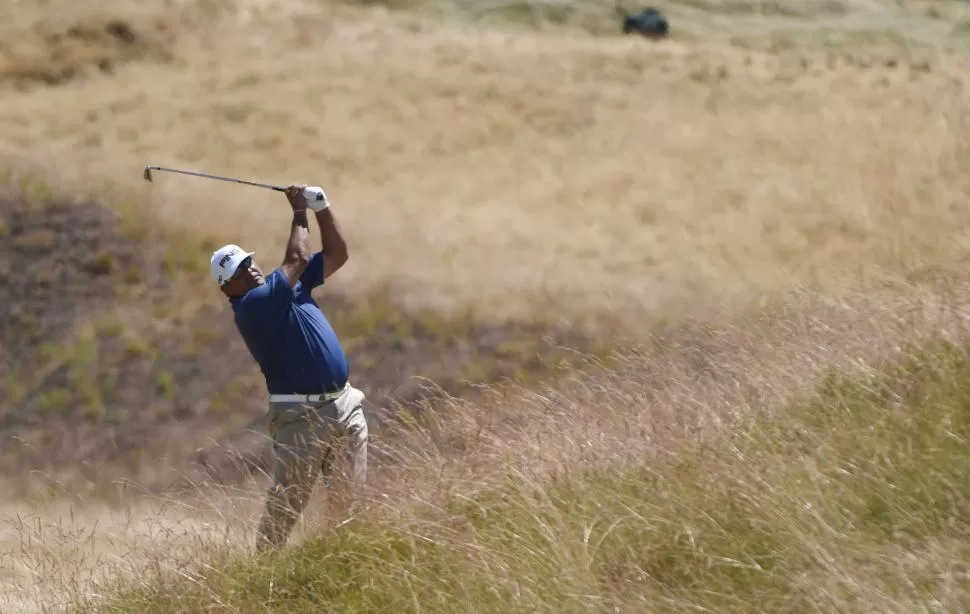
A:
[{"left": 3, "top": 0, "right": 970, "bottom": 610}]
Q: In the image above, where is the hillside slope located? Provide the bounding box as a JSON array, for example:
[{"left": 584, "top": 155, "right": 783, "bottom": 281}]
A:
[
  {"left": 3, "top": 0, "right": 970, "bottom": 327},
  {"left": 0, "top": 176, "right": 602, "bottom": 498}
]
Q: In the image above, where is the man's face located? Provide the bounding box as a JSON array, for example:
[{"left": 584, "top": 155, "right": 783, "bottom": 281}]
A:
[{"left": 221, "top": 256, "right": 265, "bottom": 297}]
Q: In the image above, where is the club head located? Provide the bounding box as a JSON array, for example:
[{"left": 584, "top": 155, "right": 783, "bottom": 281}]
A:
[{"left": 143, "top": 166, "right": 153, "bottom": 182}]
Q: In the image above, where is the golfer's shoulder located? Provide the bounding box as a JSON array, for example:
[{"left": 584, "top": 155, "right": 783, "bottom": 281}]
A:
[
  {"left": 236, "top": 269, "right": 291, "bottom": 308},
  {"left": 263, "top": 267, "right": 290, "bottom": 286}
]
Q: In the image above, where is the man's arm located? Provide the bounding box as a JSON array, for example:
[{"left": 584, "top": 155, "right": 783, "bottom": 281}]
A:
[
  {"left": 280, "top": 186, "right": 312, "bottom": 287},
  {"left": 312, "top": 205, "right": 349, "bottom": 280}
]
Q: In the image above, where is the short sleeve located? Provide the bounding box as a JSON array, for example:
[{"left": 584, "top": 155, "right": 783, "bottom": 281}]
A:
[
  {"left": 235, "top": 268, "right": 294, "bottom": 325},
  {"left": 299, "top": 251, "right": 326, "bottom": 291}
]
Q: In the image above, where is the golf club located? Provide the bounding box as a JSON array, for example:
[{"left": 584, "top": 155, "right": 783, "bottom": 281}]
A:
[{"left": 142, "top": 165, "right": 325, "bottom": 200}]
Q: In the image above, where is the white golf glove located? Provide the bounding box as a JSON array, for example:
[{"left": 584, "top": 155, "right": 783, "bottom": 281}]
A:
[{"left": 303, "top": 186, "right": 330, "bottom": 212}]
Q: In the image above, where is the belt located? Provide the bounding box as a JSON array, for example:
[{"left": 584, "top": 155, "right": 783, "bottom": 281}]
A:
[{"left": 268, "top": 382, "right": 349, "bottom": 404}]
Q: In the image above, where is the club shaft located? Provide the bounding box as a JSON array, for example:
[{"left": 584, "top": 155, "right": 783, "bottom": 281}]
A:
[{"left": 147, "top": 166, "right": 285, "bottom": 192}]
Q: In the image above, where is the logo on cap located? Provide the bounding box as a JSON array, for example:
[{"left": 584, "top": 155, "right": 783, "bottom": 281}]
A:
[{"left": 218, "top": 249, "right": 238, "bottom": 268}]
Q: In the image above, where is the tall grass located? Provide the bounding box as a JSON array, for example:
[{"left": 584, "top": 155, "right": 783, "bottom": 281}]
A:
[{"left": 70, "top": 335, "right": 970, "bottom": 613}]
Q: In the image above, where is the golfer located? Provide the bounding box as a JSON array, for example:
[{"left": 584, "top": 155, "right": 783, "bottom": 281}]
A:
[{"left": 209, "top": 184, "right": 368, "bottom": 553}]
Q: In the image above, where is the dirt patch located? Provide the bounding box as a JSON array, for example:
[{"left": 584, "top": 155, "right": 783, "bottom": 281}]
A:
[
  {"left": 0, "top": 14, "right": 179, "bottom": 88},
  {"left": 0, "top": 197, "right": 164, "bottom": 385},
  {"left": 0, "top": 195, "right": 607, "bottom": 498},
  {"left": 0, "top": 195, "right": 173, "bottom": 471}
]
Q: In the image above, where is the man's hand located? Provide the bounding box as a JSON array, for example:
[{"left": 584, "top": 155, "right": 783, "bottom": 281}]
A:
[{"left": 284, "top": 184, "right": 309, "bottom": 212}]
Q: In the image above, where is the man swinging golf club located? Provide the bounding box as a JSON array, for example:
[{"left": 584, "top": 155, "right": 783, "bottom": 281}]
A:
[{"left": 209, "top": 184, "right": 368, "bottom": 554}]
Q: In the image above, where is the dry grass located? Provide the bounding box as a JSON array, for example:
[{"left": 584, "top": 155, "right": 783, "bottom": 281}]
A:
[
  {"left": 4, "top": 276, "right": 969, "bottom": 612},
  {"left": 0, "top": 494, "right": 266, "bottom": 614},
  {"left": 4, "top": 0, "right": 970, "bottom": 610},
  {"left": 2, "top": 0, "right": 970, "bottom": 329}
]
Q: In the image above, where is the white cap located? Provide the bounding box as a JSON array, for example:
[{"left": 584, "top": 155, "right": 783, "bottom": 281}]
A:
[{"left": 210, "top": 244, "right": 255, "bottom": 286}]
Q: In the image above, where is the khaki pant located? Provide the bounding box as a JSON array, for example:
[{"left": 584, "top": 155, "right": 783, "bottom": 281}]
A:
[{"left": 255, "top": 384, "right": 368, "bottom": 553}]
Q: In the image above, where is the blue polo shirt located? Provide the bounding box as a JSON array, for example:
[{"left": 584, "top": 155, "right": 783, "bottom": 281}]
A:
[{"left": 230, "top": 252, "right": 349, "bottom": 395}]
